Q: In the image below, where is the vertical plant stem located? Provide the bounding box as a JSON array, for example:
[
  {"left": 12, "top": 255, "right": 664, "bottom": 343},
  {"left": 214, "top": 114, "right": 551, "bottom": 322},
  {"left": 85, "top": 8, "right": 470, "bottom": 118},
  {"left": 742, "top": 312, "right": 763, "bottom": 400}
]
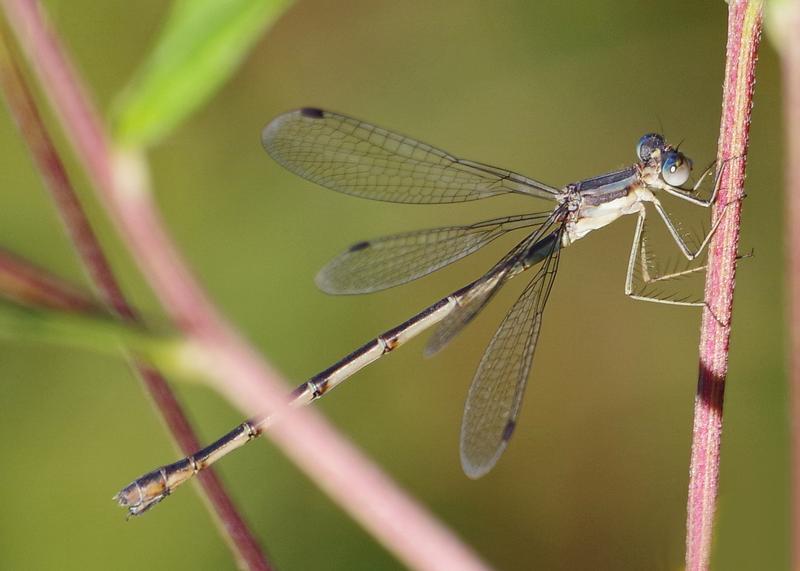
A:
[
  {"left": 684, "top": 1, "right": 763, "bottom": 569},
  {"left": 2, "top": 2, "right": 494, "bottom": 570},
  {"left": 786, "top": 0, "right": 800, "bottom": 568},
  {"left": 0, "top": 17, "right": 272, "bottom": 571}
]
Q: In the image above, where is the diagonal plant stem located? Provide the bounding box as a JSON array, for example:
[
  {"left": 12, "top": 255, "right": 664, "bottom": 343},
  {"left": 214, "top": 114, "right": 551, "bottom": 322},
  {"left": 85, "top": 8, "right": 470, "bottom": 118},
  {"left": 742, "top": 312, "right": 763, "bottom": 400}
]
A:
[
  {"left": 2, "top": 1, "right": 494, "bottom": 570},
  {"left": 0, "top": 248, "right": 97, "bottom": 311},
  {"left": 785, "top": 0, "right": 800, "bottom": 568},
  {"left": 0, "top": 18, "right": 272, "bottom": 571},
  {"left": 684, "top": 1, "right": 763, "bottom": 569}
]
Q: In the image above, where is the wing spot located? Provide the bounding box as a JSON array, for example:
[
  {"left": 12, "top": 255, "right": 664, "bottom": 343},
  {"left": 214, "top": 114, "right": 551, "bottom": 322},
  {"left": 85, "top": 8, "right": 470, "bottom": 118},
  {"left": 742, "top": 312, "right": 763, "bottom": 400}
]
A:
[
  {"left": 502, "top": 420, "right": 516, "bottom": 442},
  {"left": 349, "top": 241, "right": 371, "bottom": 252},
  {"left": 300, "top": 107, "right": 325, "bottom": 119}
]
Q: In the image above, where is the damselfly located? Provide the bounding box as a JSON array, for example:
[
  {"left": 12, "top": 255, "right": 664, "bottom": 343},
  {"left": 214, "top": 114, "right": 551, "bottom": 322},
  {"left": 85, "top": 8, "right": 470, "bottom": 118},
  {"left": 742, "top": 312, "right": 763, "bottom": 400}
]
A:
[{"left": 115, "top": 108, "right": 723, "bottom": 515}]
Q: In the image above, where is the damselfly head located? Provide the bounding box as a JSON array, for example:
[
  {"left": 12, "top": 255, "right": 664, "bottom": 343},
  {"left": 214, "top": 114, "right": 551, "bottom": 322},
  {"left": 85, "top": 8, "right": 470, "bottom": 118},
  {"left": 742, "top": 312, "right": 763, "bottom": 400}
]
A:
[
  {"left": 637, "top": 133, "right": 693, "bottom": 188},
  {"left": 636, "top": 133, "right": 665, "bottom": 161},
  {"left": 660, "top": 150, "right": 693, "bottom": 187}
]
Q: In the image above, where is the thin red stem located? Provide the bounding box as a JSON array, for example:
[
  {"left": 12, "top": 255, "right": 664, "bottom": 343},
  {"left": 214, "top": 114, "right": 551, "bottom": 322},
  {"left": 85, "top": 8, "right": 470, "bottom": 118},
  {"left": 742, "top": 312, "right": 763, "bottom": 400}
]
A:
[
  {"left": 0, "top": 248, "right": 97, "bottom": 311},
  {"left": 786, "top": 0, "right": 800, "bottom": 567},
  {"left": 685, "top": 2, "right": 763, "bottom": 569},
  {"left": 0, "top": 14, "right": 271, "bottom": 571},
  {"left": 2, "top": 1, "right": 493, "bottom": 570}
]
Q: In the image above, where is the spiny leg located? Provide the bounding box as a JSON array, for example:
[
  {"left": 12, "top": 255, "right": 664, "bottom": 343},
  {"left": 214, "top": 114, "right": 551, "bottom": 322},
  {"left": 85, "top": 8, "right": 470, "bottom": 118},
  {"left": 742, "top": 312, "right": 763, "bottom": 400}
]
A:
[
  {"left": 625, "top": 209, "right": 752, "bottom": 306},
  {"left": 624, "top": 209, "right": 705, "bottom": 307},
  {"left": 647, "top": 263, "right": 708, "bottom": 283},
  {"left": 652, "top": 197, "right": 732, "bottom": 261},
  {"left": 639, "top": 218, "right": 710, "bottom": 283},
  {"left": 648, "top": 246, "right": 753, "bottom": 284}
]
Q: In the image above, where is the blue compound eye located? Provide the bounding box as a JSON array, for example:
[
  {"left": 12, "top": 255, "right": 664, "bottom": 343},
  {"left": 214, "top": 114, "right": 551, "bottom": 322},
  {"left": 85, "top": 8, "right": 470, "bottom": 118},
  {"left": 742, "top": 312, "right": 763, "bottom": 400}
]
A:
[
  {"left": 661, "top": 151, "right": 692, "bottom": 186},
  {"left": 636, "top": 133, "right": 665, "bottom": 161}
]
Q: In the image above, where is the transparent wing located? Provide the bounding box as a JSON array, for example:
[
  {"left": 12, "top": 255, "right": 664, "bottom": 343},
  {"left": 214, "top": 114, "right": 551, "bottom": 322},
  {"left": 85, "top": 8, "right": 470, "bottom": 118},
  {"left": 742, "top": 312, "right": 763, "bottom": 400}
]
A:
[
  {"left": 460, "top": 230, "right": 562, "bottom": 479},
  {"left": 424, "top": 270, "right": 507, "bottom": 357},
  {"left": 317, "top": 213, "right": 552, "bottom": 295},
  {"left": 424, "top": 209, "right": 565, "bottom": 356},
  {"left": 262, "top": 108, "right": 561, "bottom": 204}
]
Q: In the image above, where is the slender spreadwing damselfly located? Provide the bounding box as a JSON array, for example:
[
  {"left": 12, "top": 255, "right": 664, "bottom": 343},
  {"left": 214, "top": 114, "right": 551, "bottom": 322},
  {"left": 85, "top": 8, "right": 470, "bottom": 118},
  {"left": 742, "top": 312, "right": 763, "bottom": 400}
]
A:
[{"left": 115, "top": 108, "right": 725, "bottom": 515}]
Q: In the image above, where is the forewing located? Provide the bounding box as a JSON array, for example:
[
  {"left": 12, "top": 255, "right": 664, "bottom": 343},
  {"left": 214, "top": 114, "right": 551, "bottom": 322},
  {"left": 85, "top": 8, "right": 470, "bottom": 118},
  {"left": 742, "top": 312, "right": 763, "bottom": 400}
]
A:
[
  {"left": 460, "top": 234, "right": 562, "bottom": 478},
  {"left": 317, "top": 213, "right": 551, "bottom": 295},
  {"left": 262, "top": 108, "right": 560, "bottom": 204}
]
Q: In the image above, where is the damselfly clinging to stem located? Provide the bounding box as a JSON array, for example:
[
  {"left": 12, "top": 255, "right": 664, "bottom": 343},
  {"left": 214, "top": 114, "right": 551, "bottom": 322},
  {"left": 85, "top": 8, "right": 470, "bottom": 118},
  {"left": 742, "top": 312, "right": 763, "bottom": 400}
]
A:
[{"left": 116, "top": 108, "right": 725, "bottom": 515}]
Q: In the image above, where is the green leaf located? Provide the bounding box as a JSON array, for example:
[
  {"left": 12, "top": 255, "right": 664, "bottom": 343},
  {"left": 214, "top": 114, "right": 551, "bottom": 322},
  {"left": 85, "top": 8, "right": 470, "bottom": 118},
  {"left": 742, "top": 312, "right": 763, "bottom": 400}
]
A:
[{"left": 113, "top": 0, "right": 294, "bottom": 148}]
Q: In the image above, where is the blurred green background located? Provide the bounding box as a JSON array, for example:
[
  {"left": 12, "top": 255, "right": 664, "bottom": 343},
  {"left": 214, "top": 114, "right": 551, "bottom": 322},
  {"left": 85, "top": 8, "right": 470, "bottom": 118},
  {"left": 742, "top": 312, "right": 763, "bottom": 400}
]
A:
[{"left": 0, "top": 1, "right": 785, "bottom": 570}]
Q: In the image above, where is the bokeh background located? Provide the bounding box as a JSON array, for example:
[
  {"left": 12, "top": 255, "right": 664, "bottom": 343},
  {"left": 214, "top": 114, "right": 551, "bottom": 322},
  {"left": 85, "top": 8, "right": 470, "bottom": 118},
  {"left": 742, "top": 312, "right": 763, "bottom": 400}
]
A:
[{"left": 0, "top": 1, "right": 786, "bottom": 570}]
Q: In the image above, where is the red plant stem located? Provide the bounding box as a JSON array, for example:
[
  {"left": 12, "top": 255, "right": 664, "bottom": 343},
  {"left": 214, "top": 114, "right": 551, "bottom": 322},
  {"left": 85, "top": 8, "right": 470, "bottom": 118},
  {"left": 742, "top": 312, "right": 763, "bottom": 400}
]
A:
[
  {"left": 0, "top": 16, "right": 272, "bottom": 571},
  {"left": 2, "top": 2, "right": 494, "bottom": 570},
  {"left": 786, "top": 0, "right": 800, "bottom": 568},
  {"left": 685, "top": 2, "right": 763, "bottom": 569},
  {"left": 0, "top": 248, "right": 97, "bottom": 311}
]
